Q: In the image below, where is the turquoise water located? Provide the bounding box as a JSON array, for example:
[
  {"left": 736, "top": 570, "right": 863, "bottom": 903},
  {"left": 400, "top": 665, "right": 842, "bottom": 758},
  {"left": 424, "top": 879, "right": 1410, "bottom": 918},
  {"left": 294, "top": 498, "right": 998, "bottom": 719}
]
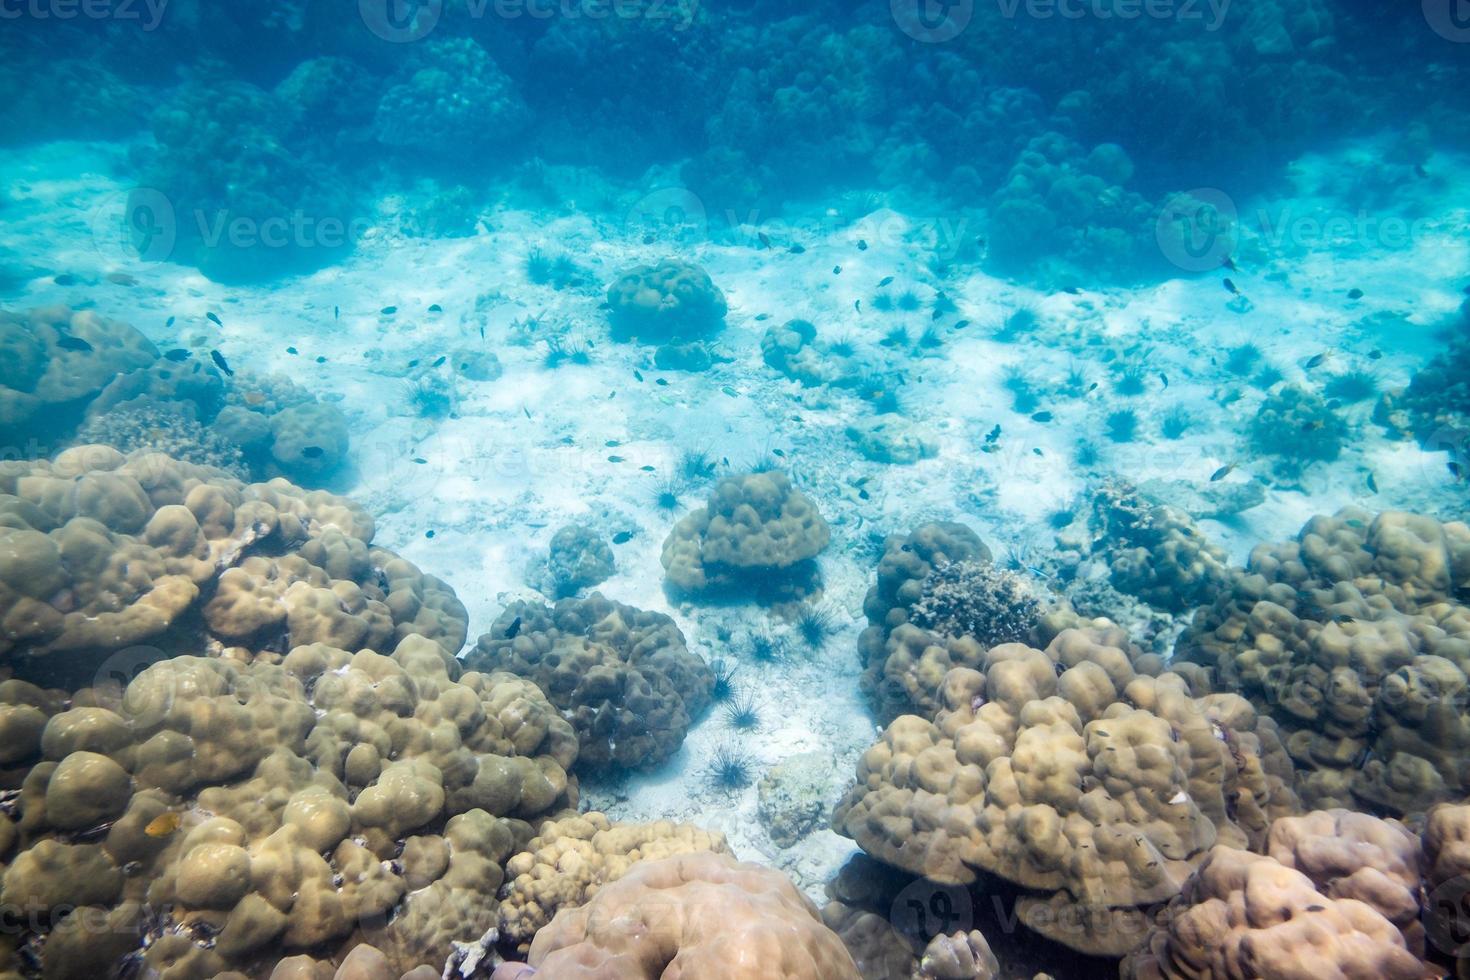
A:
[{"left": 1, "top": 4, "right": 1469, "bottom": 979}]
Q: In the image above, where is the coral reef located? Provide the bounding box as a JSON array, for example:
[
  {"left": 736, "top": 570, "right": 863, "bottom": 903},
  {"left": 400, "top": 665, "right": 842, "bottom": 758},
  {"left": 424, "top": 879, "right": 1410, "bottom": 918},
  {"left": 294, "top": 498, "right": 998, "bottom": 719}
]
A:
[
  {"left": 1248, "top": 384, "right": 1349, "bottom": 482},
  {"left": 467, "top": 594, "right": 713, "bottom": 770},
  {"left": 757, "top": 750, "right": 842, "bottom": 849},
  {"left": 490, "top": 851, "right": 861, "bottom": 979},
  {"left": 544, "top": 524, "right": 614, "bottom": 598},
  {"left": 847, "top": 418, "right": 939, "bottom": 465},
  {"left": 661, "top": 471, "right": 830, "bottom": 601},
  {"left": 0, "top": 447, "right": 465, "bottom": 684},
  {"left": 1175, "top": 507, "right": 1470, "bottom": 815},
  {"left": 374, "top": 38, "right": 530, "bottom": 162},
  {"left": 606, "top": 259, "right": 728, "bottom": 342},
  {"left": 496, "top": 811, "right": 731, "bottom": 953},
  {"left": 834, "top": 628, "right": 1300, "bottom": 957}
]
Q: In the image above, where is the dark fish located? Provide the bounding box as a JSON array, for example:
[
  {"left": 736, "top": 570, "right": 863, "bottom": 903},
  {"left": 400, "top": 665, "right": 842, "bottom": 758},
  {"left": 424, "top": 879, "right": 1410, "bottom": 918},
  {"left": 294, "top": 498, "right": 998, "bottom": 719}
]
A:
[
  {"left": 1033, "top": 448, "right": 1043, "bottom": 456},
  {"left": 612, "top": 531, "right": 634, "bottom": 545},
  {"left": 655, "top": 378, "right": 668, "bottom": 386},
  {"left": 856, "top": 240, "right": 868, "bottom": 251},
  {"left": 54, "top": 273, "right": 78, "bottom": 286},
  {"left": 316, "top": 356, "right": 327, "bottom": 363},
  {"left": 639, "top": 465, "right": 655, "bottom": 472},
  {"left": 858, "top": 488, "right": 870, "bottom": 500},
  {"left": 1368, "top": 349, "right": 1382, "bottom": 360},
  {"left": 1221, "top": 256, "right": 1237, "bottom": 271},
  {"left": 1086, "top": 382, "right": 1099, "bottom": 393},
  {"left": 833, "top": 265, "right": 842, "bottom": 275},
  {"left": 1160, "top": 373, "right": 1169, "bottom": 389},
  {"left": 1305, "top": 905, "right": 1326, "bottom": 913},
  {"left": 607, "top": 455, "right": 625, "bottom": 463},
  {"left": 1366, "top": 471, "right": 1379, "bottom": 495},
  {"left": 504, "top": 616, "right": 522, "bottom": 639},
  {"left": 166, "top": 315, "right": 175, "bottom": 327},
  {"left": 855, "top": 300, "right": 862, "bottom": 313},
  {"left": 606, "top": 440, "right": 622, "bottom": 447},
  {"left": 479, "top": 324, "right": 485, "bottom": 341},
  {"left": 634, "top": 370, "right": 644, "bottom": 382},
  {"left": 878, "top": 276, "right": 894, "bottom": 287},
  {"left": 1346, "top": 288, "right": 1363, "bottom": 300},
  {"left": 408, "top": 359, "right": 420, "bottom": 369},
  {"left": 1031, "top": 411, "right": 1053, "bottom": 423},
  {"left": 432, "top": 356, "right": 446, "bottom": 367},
  {"left": 1304, "top": 352, "right": 1329, "bottom": 370},
  {"left": 754, "top": 313, "right": 771, "bottom": 321},
  {"left": 788, "top": 244, "right": 806, "bottom": 254},
  {"left": 523, "top": 406, "right": 532, "bottom": 419},
  {"left": 412, "top": 457, "right": 427, "bottom": 464},
  {"left": 954, "top": 320, "right": 970, "bottom": 329},
  {"left": 164, "top": 348, "right": 191, "bottom": 361},
  {"left": 772, "top": 449, "right": 785, "bottom": 457},
  {"left": 301, "top": 446, "right": 324, "bottom": 459},
  {"left": 722, "top": 386, "right": 738, "bottom": 397},
  {"left": 1222, "top": 278, "right": 1239, "bottom": 295},
  {"left": 984, "top": 424, "right": 1001, "bottom": 444},
  {"left": 381, "top": 306, "right": 397, "bottom": 315},
  {"left": 287, "top": 346, "right": 298, "bottom": 355},
  {"left": 206, "top": 312, "right": 222, "bottom": 326},
  {"left": 1302, "top": 420, "right": 1324, "bottom": 432},
  {"left": 56, "top": 335, "right": 94, "bottom": 352},
  {"left": 1060, "top": 286, "right": 1081, "bottom": 294},
  {"left": 334, "top": 305, "right": 340, "bottom": 320},
  {"left": 428, "top": 303, "right": 442, "bottom": 313},
  {"left": 1210, "top": 464, "right": 1236, "bottom": 482},
  {"left": 425, "top": 529, "right": 435, "bottom": 539},
  {"left": 1451, "top": 461, "right": 1464, "bottom": 480},
  {"left": 758, "top": 232, "right": 772, "bottom": 250}
]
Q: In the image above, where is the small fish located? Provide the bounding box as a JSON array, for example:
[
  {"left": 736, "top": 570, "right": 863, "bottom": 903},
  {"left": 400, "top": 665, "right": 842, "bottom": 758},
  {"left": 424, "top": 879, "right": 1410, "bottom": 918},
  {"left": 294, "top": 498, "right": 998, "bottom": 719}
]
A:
[
  {"left": 425, "top": 530, "right": 435, "bottom": 539},
  {"left": 1305, "top": 904, "right": 1326, "bottom": 913},
  {"left": 788, "top": 244, "right": 806, "bottom": 254},
  {"left": 1304, "top": 352, "right": 1330, "bottom": 370},
  {"left": 412, "top": 457, "right": 427, "bottom": 465},
  {"left": 1222, "top": 278, "right": 1239, "bottom": 295},
  {"left": 166, "top": 316, "right": 175, "bottom": 327},
  {"left": 316, "top": 356, "right": 327, "bottom": 364},
  {"left": 1221, "top": 256, "right": 1238, "bottom": 271},
  {"left": 856, "top": 240, "right": 868, "bottom": 251},
  {"left": 210, "top": 350, "right": 233, "bottom": 376},
  {"left": 334, "top": 305, "right": 340, "bottom": 320},
  {"left": 504, "top": 616, "right": 522, "bottom": 639},
  {"left": 162, "top": 348, "right": 191, "bottom": 362},
  {"left": 479, "top": 324, "right": 485, "bottom": 341},
  {"left": 428, "top": 303, "right": 442, "bottom": 313},
  {"left": 655, "top": 378, "right": 668, "bottom": 386},
  {"left": 428, "top": 355, "right": 445, "bottom": 368},
  {"left": 612, "top": 531, "right": 634, "bottom": 545},
  {"left": 54, "top": 273, "right": 78, "bottom": 286},
  {"left": 931, "top": 309, "right": 943, "bottom": 321},
  {"left": 854, "top": 300, "right": 862, "bottom": 313},
  {"left": 984, "top": 424, "right": 1001, "bottom": 444},
  {"left": 607, "top": 455, "right": 625, "bottom": 463},
  {"left": 408, "top": 359, "right": 420, "bottom": 369},
  {"left": 722, "top": 386, "right": 739, "bottom": 398},
  {"left": 1032, "top": 447, "right": 1043, "bottom": 457},
  {"left": 1160, "top": 373, "right": 1169, "bottom": 389},
  {"left": 381, "top": 306, "right": 397, "bottom": 315},
  {"left": 206, "top": 312, "right": 222, "bottom": 327},
  {"left": 606, "top": 440, "right": 622, "bottom": 447},
  {"left": 106, "top": 271, "right": 137, "bottom": 286},
  {"left": 772, "top": 449, "right": 785, "bottom": 458},
  {"left": 1210, "top": 463, "right": 1236, "bottom": 482},
  {"left": 523, "top": 406, "right": 532, "bottom": 419},
  {"left": 1368, "top": 349, "right": 1382, "bottom": 360},
  {"left": 634, "top": 370, "right": 644, "bottom": 382},
  {"left": 1030, "top": 411, "right": 1053, "bottom": 423},
  {"left": 1060, "top": 285, "right": 1081, "bottom": 295},
  {"left": 858, "top": 488, "right": 870, "bottom": 500},
  {"left": 287, "top": 346, "right": 298, "bottom": 355},
  {"left": 833, "top": 265, "right": 842, "bottom": 275},
  {"left": 758, "top": 232, "right": 772, "bottom": 250},
  {"left": 639, "top": 465, "right": 655, "bottom": 472},
  {"left": 954, "top": 320, "right": 970, "bottom": 330},
  {"left": 1087, "top": 382, "right": 1099, "bottom": 394},
  {"left": 1346, "top": 288, "right": 1363, "bottom": 300},
  {"left": 878, "top": 276, "right": 894, "bottom": 287},
  {"left": 1451, "top": 461, "right": 1464, "bottom": 480},
  {"left": 301, "top": 446, "right": 324, "bottom": 459},
  {"left": 754, "top": 313, "right": 771, "bottom": 321},
  {"left": 144, "top": 812, "right": 182, "bottom": 838},
  {"left": 56, "top": 335, "right": 94, "bottom": 352}
]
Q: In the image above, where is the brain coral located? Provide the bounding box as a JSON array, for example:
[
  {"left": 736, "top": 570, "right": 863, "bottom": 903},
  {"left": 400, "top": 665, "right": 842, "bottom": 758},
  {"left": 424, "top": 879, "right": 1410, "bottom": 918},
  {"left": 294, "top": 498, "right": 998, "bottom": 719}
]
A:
[
  {"left": 496, "top": 811, "right": 732, "bottom": 952},
  {"left": 606, "top": 259, "right": 728, "bottom": 342},
  {"left": 0, "top": 630, "right": 578, "bottom": 977},
  {"left": 491, "top": 851, "right": 862, "bottom": 980},
  {"left": 1175, "top": 507, "right": 1470, "bottom": 815},
  {"left": 467, "top": 593, "right": 713, "bottom": 770},
  {"left": 833, "top": 629, "right": 1299, "bottom": 956},
  {"left": 661, "top": 470, "right": 830, "bottom": 601},
  {"left": 0, "top": 447, "right": 466, "bottom": 685}
]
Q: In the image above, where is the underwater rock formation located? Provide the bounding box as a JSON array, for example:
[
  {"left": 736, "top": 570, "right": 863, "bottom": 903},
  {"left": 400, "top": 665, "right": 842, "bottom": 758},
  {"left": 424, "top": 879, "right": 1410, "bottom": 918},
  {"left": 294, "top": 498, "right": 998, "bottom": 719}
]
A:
[
  {"left": 606, "top": 259, "right": 728, "bottom": 343},
  {"left": 544, "top": 524, "right": 614, "bottom": 598},
  {"left": 491, "top": 851, "right": 862, "bottom": 980},
  {"left": 374, "top": 38, "right": 530, "bottom": 163},
  {"left": 661, "top": 471, "right": 830, "bottom": 601},
  {"left": 0, "top": 447, "right": 462, "bottom": 685},
  {"left": 1175, "top": 507, "right": 1470, "bottom": 815},
  {"left": 1248, "top": 385, "right": 1349, "bottom": 483},
  {"left": 468, "top": 593, "right": 713, "bottom": 771},
  {"left": 835, "top": 628, "right": 1299, "bottom": 957}
]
